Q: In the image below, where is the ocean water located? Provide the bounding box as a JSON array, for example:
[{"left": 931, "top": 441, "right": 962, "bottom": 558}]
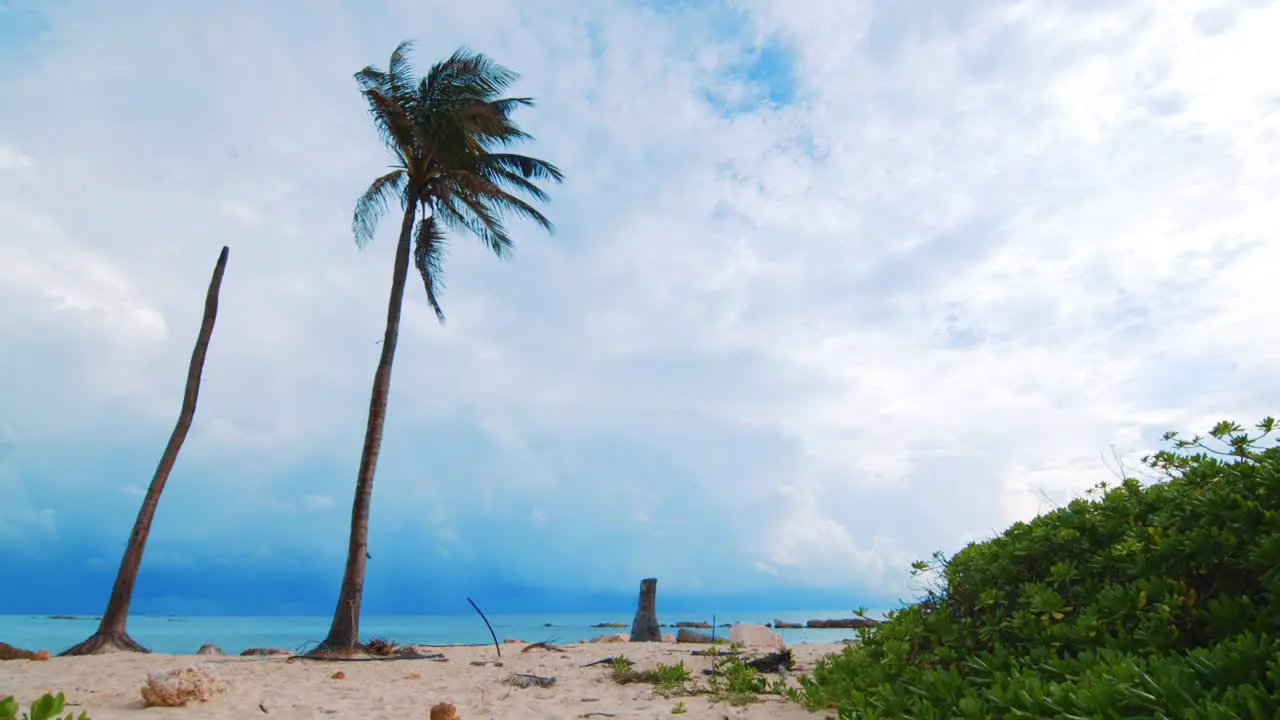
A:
[{"left": 0, "top": 610, "right": 880, "bottom": 655}]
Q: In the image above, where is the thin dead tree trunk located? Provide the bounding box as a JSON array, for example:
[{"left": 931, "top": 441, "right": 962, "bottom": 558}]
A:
[
  {"left": 318, "top": 196, "right": 419, "bottom": 653},
  {"left": 62, "top": 246, "right": 231, "bottom": 656}
]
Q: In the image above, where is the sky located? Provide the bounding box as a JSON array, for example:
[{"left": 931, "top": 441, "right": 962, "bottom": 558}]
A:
[{"left": 1, "top": 0, "right": 1278, "bottom": 617}]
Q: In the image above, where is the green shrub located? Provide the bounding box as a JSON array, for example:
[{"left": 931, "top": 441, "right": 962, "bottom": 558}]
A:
[
  {"left": 795, "top": 418, "right": 1280, "bottom": 719},
  {"left": 0, "top": 693, "right": 89, "bottom": 720}
]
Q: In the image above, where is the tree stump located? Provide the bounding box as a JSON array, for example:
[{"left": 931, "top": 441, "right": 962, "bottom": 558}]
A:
[{"left": 630, "top": 578, "right": 661, "bottom": 642}]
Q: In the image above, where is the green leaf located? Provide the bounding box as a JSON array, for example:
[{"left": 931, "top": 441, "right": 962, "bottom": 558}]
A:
[{"left": 26, "top": 693, "right": 64, "bottom": 720}]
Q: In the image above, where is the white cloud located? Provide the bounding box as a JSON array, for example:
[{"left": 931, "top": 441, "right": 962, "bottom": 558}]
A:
[
  {"left": 1, "top": 0, "right": 1278, "bottom": 600},
  {"left": 301, "top": 494, "right": 335, "bottom": 512},
  {"left": 0, "top": 143, "right": 34, "bottom": 171}
]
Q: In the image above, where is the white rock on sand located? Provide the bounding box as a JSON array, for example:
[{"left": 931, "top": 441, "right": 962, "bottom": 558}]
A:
[
  {"left": 2, "top": 641, "right": 845, "bottom": 719},
  {"left": 728, "top": 623, "right": 784, "bottom": 650}
]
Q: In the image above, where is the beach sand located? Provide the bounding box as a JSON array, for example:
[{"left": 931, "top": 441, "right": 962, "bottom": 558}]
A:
[{"left": 3, "top": 641, "right": 846, "bottom": 719}]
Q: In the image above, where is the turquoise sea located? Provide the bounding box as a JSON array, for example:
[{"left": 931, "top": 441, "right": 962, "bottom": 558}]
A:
[{"left": 0, "top": 610, "right": 880, "bottom": 655}]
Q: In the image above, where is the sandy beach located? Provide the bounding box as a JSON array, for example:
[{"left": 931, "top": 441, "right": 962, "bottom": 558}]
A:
[{"left": 3, "top": 641, "right": 845, "bottom": 719}]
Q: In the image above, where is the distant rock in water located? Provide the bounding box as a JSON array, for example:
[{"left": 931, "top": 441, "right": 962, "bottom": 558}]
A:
[
  {"left": 47, "top": 615, "right": 92, "bottom": 621},
  {"left": 590, "top": 622, "right": 626, "bottom": 628},
  {"left": 196, "top": 643, "right": 224, "bottom": 656},
  {"left": 239, "top": 648, "right": 291, "bottom": 656},
  {"left": 805, "top": 618, "right": 880, "bottom": 629},
  {"left": 674, "top": 621, "right": 711, "bottom": 629},
  {"left": 0, "top": 641, "right": 36, "bottom": 660},
  {"left": 772, "top": 620, "right": 803, "bottom": 628}
]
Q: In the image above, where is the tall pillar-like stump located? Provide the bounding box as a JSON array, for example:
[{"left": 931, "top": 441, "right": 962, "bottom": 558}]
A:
[{"left": 630, "top": 578, "right": 661, "bottom": 642}]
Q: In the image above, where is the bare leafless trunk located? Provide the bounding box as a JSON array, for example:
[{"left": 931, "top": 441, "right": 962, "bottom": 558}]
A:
[
  {"left": 630, "top": 578, "right": 661, "bottom": 641},
  {"left": 62, "top": 246, "right": 230, "bottom": 656},
  {"left": 318, "top": 199, "right": 418, "bottom": 653}
]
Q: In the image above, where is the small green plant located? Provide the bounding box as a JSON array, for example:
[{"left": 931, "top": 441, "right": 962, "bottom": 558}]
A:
[
  {"left": 609, "top": 657, "right": 693, "bottom": 696},
  {"left": 652, "top": 661, "right": 693, "bottom": 696},
  {"left": 609, "top": 655, "right": 635, "bottom": 683},
  {"left": 706, "top": 655, "right": 773, "bottom": 706},
  {"left": 670, "top": 700, "right": 687, "bottom": 714},
  {"left": 0, "top": 693, "right": 89, "bottom": 720}
]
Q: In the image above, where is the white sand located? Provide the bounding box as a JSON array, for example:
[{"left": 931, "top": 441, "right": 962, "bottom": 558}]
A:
[{"left": 3, "top": 641, "right": 847, "bottom": 719}]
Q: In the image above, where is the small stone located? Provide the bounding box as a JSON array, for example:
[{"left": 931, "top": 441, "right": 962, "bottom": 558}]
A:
[
  {"left": 330, "top": 671, "right": 345, "bottom": 679},
  {"left": 429, "top": 702, "right": 460, "bottom": 720},
  {"left": 404, "top": 673, "right": 422, "bottom": 680}
]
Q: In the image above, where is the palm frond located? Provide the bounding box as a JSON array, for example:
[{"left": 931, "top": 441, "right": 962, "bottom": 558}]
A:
[
  {"left": 437, "top": 170, "right": 555, "bottom": 233},
  {"left": 429, "top": 47, "right": 521, "bottom": 99},
  {"left": 485, "top": 153, "right": 565, "bottom": 183},
  {"left": 355, "top": 42, "right": 420, "bottom": 160},
  {"left": 435, "top": 191, "right": 512, "bottom": 258},
  {"left": 353, "top": 169, "right": 407, "bottom": 247},
  {"left": 413, "top": 213, "right": 448, "bottom": 323},
  {"left": 387, "top": 40, "right": 417, "bottom": 95}
]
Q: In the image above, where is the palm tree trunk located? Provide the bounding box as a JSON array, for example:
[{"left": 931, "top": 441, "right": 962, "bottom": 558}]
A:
[
  {"left": 318, "top": 198, "right": 419, "bottom": 652},
  {"left": 61, "top": 246, "right": 231, "bottom": 656}
]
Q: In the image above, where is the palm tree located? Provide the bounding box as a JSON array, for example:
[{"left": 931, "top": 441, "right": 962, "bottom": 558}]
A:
[
  {"left": 317, "top": 42, "right": 563, "bottom": 652},
  {"left": 62, "top": 246, "right": 231, "bottom": 655}
]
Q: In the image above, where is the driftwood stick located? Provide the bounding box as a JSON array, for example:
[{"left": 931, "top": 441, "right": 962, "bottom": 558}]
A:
[
  {"left": 506, "top": 673, "right": 556, "bottom": 688},
  {"left": 467, "top": 597, "right": 501, "bottom": 659},
  {"left": 286, "top": 653, "right": 445, "bottom": 663},
  {"left": 522, "top": 640, "right": 566, "bottom": 653}
]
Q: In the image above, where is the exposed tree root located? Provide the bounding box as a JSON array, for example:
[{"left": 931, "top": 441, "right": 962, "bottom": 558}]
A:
[
  {"left": 60, "top": 631, "right": 149, "bottom": 656},
  {"left": 303, "top": 643, "right": 363, "bottom": 659}
]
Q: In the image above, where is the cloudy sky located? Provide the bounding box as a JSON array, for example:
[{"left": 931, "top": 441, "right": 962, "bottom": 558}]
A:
[{"left": 1, "top": 0, "right": 1277, "bottom": 617}]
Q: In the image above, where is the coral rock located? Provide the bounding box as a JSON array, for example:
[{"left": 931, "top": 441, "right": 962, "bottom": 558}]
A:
[
  {"left": 429, "top": 702, "right": 460, "bottom": 720},
  {"left": 589, "top": 633, "right": 629, "bottom": 643},
  {"left": 30, "top": 649, "right": 51, "bottom": 661},
  {"left": 140, "top": 666, "right": 225, "bottom": 707},
  {"left": 675, "top": 629, "right": 713, "bottom": 643},
  {"left": 195, "top": 643, "right": 224, "bottom": 656}
]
